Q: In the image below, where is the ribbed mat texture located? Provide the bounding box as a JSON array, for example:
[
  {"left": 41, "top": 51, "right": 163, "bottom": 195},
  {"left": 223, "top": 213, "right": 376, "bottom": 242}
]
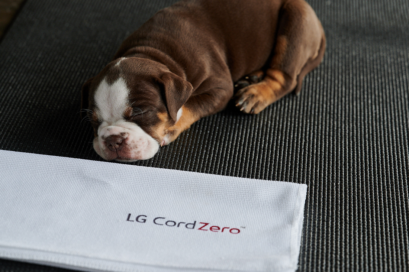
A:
[{"left": 0, "top": 0, "right": 408, "bottom": 271}]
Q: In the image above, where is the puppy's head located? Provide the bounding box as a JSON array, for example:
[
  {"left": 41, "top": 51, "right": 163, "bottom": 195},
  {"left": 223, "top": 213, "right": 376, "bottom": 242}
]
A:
[{"left": 81, "top": 57, "right": 192, "bottom": 162}]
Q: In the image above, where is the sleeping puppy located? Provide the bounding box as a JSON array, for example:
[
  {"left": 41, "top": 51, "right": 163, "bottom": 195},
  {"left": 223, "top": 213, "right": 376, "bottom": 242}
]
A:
[{"left": 81, "top": 0, "right": 326, "bottom": 162}]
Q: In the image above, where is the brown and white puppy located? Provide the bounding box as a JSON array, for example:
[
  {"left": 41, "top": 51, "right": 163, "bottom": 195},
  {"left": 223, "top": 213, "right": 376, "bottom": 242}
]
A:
[{"left": 81, "top": 0, "right": 326, "bottom": 162}]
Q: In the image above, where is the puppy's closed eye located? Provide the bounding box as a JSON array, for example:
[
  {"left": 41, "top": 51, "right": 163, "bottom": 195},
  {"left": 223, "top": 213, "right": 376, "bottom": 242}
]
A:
[{"left": 131, "top": 109, "right": 148, "bottom": 118}]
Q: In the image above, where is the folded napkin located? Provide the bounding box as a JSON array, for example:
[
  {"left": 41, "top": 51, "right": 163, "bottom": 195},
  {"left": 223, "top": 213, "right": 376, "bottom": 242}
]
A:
[{"left": 0, "top": 150, "right": 307, "bottom": 272}]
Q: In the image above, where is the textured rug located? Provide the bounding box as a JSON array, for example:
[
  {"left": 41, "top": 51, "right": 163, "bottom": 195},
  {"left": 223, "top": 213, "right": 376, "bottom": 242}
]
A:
[{"left": 0, "top": 0, "right": 408, "bottom": 271}]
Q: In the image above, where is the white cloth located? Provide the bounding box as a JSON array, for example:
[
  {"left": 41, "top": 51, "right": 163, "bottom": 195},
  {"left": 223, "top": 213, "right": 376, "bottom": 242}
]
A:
[{"left": 0, "top": 150, "right": 307, "bottom": 272}]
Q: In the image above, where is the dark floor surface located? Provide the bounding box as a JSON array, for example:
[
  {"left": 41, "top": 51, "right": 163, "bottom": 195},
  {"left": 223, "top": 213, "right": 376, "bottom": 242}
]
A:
[{"left": 0, "top": 0, "right": 408, "bottom": 271}]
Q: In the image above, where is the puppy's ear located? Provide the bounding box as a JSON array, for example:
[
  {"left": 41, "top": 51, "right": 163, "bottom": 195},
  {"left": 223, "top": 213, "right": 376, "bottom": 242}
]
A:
[
  {"left": 161, "top": 73, "right": 193, "bottom": 121},
  {"left": 80, "top": 77, "right": 93, "bottom": 119}
]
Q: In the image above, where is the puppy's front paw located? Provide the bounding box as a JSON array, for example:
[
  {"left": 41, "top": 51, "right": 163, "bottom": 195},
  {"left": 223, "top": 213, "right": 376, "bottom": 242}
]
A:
[
  {"left": 161, "top": 127, "right": 181, "bottom": 146},
  {"left": 235, "top": 82, "right": 273, "bottom": 114}
]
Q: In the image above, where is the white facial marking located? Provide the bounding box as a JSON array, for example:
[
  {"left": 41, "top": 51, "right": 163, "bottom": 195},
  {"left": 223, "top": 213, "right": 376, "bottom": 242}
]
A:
[
  {"left": 94, "top": 78, "right": 129, "bottom": 124},
  {"left": 93, "top": 77, "right": 159, "bottom": 161}
]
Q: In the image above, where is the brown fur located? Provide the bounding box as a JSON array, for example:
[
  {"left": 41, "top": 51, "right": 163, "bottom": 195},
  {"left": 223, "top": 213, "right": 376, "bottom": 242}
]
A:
[
  {"left": 152, "top": 111, "right": 172, "bottom": 141},
  {"left": 82, "top": 0, "right": 326, "bottom": 148},
  {"left": 164, "top": 106, "right": 198, "bottom": 144}
]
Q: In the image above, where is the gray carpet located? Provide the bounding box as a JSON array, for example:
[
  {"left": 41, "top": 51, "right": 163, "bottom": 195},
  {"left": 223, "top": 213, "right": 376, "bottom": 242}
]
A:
[{"left": 0, "top": 0, "right": 408, "bottom": 271}]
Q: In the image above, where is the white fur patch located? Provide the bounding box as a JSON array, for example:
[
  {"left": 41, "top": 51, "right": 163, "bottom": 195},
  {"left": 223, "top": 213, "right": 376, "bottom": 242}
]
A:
[
  {"left": 176, "top": 108, "right": 183, "bottom": 122},
  {"left": 94, "top": 78, "right": 129, "bottom": 124},
  {"left": 115, "top": 57, "right": 126, "bottom": 67}
]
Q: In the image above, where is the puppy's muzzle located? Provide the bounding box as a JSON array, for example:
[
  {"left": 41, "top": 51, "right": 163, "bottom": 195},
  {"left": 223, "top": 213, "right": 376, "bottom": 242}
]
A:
[{"left": 94, "top": 122, "right": 159, "bottom": 162}]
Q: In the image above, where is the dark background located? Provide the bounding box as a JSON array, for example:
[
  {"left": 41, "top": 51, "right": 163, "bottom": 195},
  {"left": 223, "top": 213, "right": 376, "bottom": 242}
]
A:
[
  {"left": 0, "top": 0, "right": 408, "bottom": 271},
  {"left": 0, "top": 0, "right": 25, "bottom": 37}
]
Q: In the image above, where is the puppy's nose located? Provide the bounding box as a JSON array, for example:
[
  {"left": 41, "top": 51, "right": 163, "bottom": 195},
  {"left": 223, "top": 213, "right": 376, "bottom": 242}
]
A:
[{"left": 105, "top": 135, "right": 125, "bottom": 152}]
